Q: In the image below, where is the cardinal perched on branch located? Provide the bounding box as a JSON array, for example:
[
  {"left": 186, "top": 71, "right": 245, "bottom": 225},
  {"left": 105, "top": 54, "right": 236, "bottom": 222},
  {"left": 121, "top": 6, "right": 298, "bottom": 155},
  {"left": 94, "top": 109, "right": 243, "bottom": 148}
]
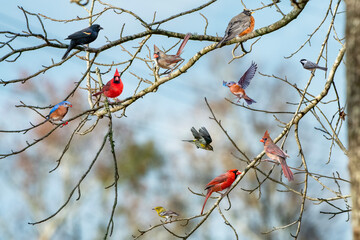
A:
[
  {"left": 92, "top": 68, "right": 124, "bottom": 100},
  {"left": 260, "top": 130, "right": 294, "bottom": 181},
  {"left": 153, "top": 33, "right": 191, "bottom": 72},
  {"left": 201, "top": 169, "right": 241, "bottom": 214}
]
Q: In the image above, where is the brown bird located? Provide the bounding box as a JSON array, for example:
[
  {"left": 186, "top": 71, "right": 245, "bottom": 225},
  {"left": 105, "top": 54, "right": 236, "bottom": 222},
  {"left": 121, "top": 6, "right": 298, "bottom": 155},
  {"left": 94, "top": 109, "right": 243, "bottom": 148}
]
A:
[
  {"left": 215, "top": 9, "right": 255, "bottom": 48},
  {"left": 153, "top": 33, "right": 191, "bottom": 71},
  {"left": 260, "top": 131, "right": 294, "bottom": 181}
]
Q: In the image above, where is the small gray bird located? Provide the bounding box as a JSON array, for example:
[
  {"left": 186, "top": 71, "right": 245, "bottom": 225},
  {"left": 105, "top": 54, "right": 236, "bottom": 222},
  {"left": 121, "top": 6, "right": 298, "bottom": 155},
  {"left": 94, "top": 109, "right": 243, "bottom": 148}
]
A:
[
  {"left": 182, "top": 127, "right": 213, "bottom": 151},
  {"left": 300, "top": 59, "right": 327, "bottom": 72}
]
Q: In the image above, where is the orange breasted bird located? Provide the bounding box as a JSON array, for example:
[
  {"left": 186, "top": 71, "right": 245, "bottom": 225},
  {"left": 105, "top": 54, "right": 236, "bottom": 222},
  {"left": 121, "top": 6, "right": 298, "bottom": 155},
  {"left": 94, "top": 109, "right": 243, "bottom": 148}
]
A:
[
  {"left": 223, "top": 61, "right": 257, "bottom": 105},
  {"left": 46, "top": 101, "right": 72, "bottom": 125},
  {"left": 62, "top": 24, "right": 103, "bottom": 60},
  {"left": 93, "top": 68, "right": 124, "bottom": 99},
  {"left": 215, "top": 9, "right": 254, "bottom": 48},
  {"left": 260, "top": 131, "right": 294, "bottom": 181},
  {"left": 201, "top": 169, "right": 241, "bottom": 214},
  {"left": 153, "top": 33, "right": 191, "bottom": 70}
]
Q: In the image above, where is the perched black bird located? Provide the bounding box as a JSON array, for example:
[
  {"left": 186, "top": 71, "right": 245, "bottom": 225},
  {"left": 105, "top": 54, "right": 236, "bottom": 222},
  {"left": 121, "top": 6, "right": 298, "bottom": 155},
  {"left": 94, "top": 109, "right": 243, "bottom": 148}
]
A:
[{"left": 62, "top": 24, "right": 103, "bottom": 60}]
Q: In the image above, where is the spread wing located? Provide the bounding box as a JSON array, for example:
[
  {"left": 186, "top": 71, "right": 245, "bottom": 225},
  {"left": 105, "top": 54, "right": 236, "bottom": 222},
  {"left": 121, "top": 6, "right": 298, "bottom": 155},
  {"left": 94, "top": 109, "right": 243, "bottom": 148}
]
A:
[
  {"left": 190, "top": 127, "right": 201, "bottom": 140},
  {"left": 199, "top": 127, "right": 212, "bottom": 144},
  {"left": 238, "top": 62, "right": 257, "bottom": 89}
]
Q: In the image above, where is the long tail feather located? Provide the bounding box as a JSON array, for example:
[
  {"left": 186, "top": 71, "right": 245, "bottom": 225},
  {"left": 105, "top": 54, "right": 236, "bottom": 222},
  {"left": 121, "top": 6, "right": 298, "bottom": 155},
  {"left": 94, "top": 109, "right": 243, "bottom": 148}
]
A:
[
  {"left": 280, "top": 158, "right": 294, "bottom": 181},
  {"left": 176, "top": 33, "right": 191, "bottom": 56},
  {"left": 318, "top": 66, "right": 327, "bottom": 71},
  {"left": 201, "top": 190, "right": 213, "bottom": 215}
]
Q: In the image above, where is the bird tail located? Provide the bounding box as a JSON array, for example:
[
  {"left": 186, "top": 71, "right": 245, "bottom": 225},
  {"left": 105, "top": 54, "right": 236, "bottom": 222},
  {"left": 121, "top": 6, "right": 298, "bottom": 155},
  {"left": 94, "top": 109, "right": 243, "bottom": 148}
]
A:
[
  {"left": 201, "top": 190, "right": 212, "bottom": 215},
  {"left": 214, "top": 35, "right": 229, "bottom": 49},
  {"left": 62, "top": 42, "right": 75, "bottom": 60},
  {"left": 176, "top": 33, "right": 191, "bottom": 56},
  {"left": 280, "top": 158, "right": 294, "bottom": 181},
  {"left": 244, "top": 95, "right": 256, "bottom": 105},
  {"left": 92, "top": 90, "right": 103, "bottom": 96},
  {"left": 182, "top": 140, "right": 194, "bottom": 143},
  {"left": 318, "top": 66, "right": 327, "bottom": 71}
]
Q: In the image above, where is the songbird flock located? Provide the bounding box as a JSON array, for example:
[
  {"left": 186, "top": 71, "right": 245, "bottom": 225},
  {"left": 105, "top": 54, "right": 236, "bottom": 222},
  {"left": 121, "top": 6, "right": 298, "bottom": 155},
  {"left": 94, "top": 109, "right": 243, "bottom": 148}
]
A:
[{"left": 44, "top": 8, "right": 328, "bottom": 223}]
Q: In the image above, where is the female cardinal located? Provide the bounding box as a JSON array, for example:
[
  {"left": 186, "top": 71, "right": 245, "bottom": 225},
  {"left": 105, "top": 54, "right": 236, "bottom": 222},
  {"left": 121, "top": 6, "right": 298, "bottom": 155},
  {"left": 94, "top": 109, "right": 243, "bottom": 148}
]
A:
[
  {"left": 260, "top": 130, "right": 294, "bottom": 181},
  {"left": 223, "top": 61, "right": 257, "bottom": 105},
  {"left": 153, "top": 33, "right": 191, "bottom": 70},
  {"left": 93, "top": 68, "right": 123, "bottom": 99},
  {"left": 201, "top": 169, "right": 241, "bottom": 214}
]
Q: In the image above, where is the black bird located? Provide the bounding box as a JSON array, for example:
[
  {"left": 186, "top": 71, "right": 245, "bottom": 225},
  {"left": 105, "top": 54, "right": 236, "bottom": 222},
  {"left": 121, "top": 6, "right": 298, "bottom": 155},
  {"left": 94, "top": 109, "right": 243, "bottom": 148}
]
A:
[{"left": 62, "top": 24, "right": 103, "bottom": 59}]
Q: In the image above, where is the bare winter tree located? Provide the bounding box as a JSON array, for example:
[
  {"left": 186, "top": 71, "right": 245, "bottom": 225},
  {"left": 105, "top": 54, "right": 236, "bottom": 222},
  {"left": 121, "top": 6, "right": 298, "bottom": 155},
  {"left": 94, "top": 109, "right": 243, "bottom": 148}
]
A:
[{"left": 0, "top": 0, "right": 351, "bottom": 239}]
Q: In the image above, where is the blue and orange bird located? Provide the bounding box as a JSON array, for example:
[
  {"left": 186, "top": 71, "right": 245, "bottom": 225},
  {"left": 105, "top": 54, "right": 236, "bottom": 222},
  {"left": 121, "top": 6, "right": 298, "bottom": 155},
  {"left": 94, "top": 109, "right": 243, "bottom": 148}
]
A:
[
  {"left": 46, "top": 101, "right": 72, "bottom": 125},
  {"left": 223, "top": 61, "right": 257, "bottom": 105}
]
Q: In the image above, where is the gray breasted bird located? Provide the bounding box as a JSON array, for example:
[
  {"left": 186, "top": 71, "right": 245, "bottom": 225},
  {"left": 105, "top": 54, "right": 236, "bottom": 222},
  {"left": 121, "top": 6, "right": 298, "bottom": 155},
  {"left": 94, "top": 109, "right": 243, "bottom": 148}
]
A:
[
  {"left": 62, "top": 24, "right": 103, "bottom": 59},
  {"left": 300, "top": 59, "right": 327, "bottom": 72},
  {"left": 183, "top": 127, "right": 213, "bottom": 151}
]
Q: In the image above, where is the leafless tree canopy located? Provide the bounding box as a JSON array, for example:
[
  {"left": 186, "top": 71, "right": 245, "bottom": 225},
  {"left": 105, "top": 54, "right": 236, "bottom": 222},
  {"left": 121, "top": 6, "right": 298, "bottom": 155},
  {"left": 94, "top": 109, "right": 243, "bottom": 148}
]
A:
[{"left": 0, "top": 0, "right": 351, "bottom": 239}]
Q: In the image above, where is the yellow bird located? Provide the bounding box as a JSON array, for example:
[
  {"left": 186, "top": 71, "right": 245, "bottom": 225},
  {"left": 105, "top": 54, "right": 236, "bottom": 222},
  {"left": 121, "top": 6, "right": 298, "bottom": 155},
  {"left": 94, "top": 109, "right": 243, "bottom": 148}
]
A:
[{"left": 152, "top": 206, "right": 179, "bottom": 222}]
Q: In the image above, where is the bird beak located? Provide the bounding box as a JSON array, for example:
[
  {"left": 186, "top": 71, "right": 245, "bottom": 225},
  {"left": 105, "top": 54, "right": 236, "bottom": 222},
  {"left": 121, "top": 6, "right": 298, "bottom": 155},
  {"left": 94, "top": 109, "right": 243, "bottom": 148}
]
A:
[
  {"left": 260, "top": 138, "right": 264, "bottom": 143},
  {"left": 100, "top": 27, "right": 104, "bottom": 30},
  {"left": 236, "top": 171, "right": 241, "bottom": 175},
  {"left": 222, "top": 81, "right": 227, "bottom": 86},
  {"left": 152, "top": 208, "right": 155, "bottom": 210},
  {"left": 153, "top": 53, "right": 159, "bottom": 59},
  {"left": 251, "top": 11, "right": 254, "bottom": 14}
]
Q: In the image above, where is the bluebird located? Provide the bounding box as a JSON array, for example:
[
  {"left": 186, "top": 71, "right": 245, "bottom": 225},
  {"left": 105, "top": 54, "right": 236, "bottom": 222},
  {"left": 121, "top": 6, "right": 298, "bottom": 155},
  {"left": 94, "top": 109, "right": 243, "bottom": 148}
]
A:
[
  {"left": 223, "top": 61, "right": 257, "bottom": 105},
  {"left": 183, "top": 127, "right": 213, "bottom": 151},
  {"left": 300, "top": 59, "right": 327, "bottom": 72},
  {"left": 46, "top": 101, "right": 72, "bottom": 125},
  {"left": 62, "top": 24, "right": 103, "bottom": 59}
]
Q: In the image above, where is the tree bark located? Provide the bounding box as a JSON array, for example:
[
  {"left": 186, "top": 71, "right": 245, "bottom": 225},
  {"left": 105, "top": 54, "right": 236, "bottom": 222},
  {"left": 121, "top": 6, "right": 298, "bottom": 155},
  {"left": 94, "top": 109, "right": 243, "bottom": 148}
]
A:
[{"left": 346, "top": 0, "right": 360, "bottom": 239}]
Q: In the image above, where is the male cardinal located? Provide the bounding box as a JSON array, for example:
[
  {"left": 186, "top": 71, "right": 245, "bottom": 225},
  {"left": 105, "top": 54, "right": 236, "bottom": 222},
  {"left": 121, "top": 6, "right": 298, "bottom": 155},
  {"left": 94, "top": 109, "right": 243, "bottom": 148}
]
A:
[
  {"left": 201, "top": 169, "right": 241, "bottom": 214},
  {"left": 62, "top": 24, "right": 103, "bottom": 59},
  {"left": 182, "top": 127, "right": 213, "bottom": 151},
  {"left": 300, "top": 59, "right": 327, "bottom": 72},
  {"left": 223, "top": 61, "right": 257, "bottom": 105},
  {"left": 92, "top": 68, "right": 123, "bottom": 99},
  {"left": 46, "top": 101, "right": 72, "bottom": 125},
  {"left": 260, "top": 131, "right": 294, "bottom": 181},
  {"left": 215, "top": 9, "right": 254, "bottom": 48},
  {"left": 153, "top": 33, "right": 191, "bottom": 70},
  {"left": 152, "top": 206, "right": 179, "bottom": 222}
]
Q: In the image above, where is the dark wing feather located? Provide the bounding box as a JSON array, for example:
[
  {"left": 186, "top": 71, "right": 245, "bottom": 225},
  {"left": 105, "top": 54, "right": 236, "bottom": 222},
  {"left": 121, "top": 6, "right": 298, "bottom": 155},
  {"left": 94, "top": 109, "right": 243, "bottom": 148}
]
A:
[
  {"left": 190, "top": 127, "right": 201, "bottom": 140},
  {"left": 66, "top": 26, "right": 93, "bottom": 40},
  {"left": 238, "top": 62, "right": 257, "bottom": 89},
  {"left": 199, "top": 127, "right": 212, "bottom": 144}
]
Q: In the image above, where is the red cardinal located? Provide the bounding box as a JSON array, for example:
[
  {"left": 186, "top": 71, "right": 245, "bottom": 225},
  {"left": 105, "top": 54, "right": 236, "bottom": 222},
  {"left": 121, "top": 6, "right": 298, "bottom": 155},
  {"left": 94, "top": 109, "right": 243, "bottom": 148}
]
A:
[
  {"left": 260, "top": 131, "right": 294, "bottom": 181},
  {"left": 201, "top": 169, "right": 241, "bottom": 214},
  {"left": 153, "top": 33, "right": 191, "bottom": 70},
  {"left": 93, "top": 68, "right": 123, "bottom": 98}
]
